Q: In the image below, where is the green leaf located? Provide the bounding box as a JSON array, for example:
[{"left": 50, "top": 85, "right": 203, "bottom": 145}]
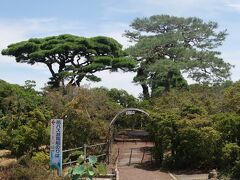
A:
[
  {"left": 88, "top": 169, "right": 95, "bottom": 176},
  {"left": 68, "top": 167, "right": 73, "bottom": 174},
  {"left": 96, "top": 163, "right": 107, "bottom": 175},
  {"left": 77, "top": 154, "right": 85, "bottom": 164},
  {"left": 88, "top": 155, "right": 97, "bottom": 165},
  {"left": 72, "top": 165, "right": 85, "bottom": 175}
]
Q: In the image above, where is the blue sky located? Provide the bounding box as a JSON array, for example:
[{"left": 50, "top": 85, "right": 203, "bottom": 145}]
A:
[{"left": 0, "top": 0, "right": 239, "bottom": 96}]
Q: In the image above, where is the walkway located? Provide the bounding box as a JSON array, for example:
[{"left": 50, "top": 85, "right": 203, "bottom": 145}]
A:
[
  {"left": 113, "top": 142, "right": 172, "bottom": 180},
  {"left": 119, "top": 166, "right": 172, "bottom": 180}
]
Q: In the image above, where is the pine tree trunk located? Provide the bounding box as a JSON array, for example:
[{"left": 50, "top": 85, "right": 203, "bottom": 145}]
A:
[{"left": 141, "top": 84, "right": 150, "bottom": 99}]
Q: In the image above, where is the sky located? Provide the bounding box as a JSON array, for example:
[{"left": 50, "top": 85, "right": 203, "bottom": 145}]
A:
[{"left": 0, "top": 0, "right": 239, "bottom": 97}]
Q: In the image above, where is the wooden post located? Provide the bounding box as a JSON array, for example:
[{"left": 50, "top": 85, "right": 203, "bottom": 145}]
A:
[{"left": 129, "top": 148, "right": 133, "bottom": 166}]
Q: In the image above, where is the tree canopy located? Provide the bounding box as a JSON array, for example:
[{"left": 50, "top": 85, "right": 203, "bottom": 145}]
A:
[
  {"left": 92, "top": 87, "right": 138, "bottom": 108},
  {"left": 143, "top": 82, "right": 240, "bottom": 176},
  {"left": 2, "top": 34, "right": 136, "bottom": 88},
  {"left": 125, "top": 15, "right": 232, "bottom": 98},
  {"left": 0, "top": 80, "right": 50, "bottom": 156}
]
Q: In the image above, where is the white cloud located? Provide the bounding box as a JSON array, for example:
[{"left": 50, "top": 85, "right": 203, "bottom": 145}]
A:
[
  {"left": 93, "top": 22, "right": 133, "bottom": 48},
  {"left": 227, "top": 3, "right": 240, "bottom": 11},
  {"left": 0, "top": 17, "right": 65, "bottom": 55}
]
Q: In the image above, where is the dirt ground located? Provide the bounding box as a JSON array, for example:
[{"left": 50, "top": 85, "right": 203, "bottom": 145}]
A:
[
  {"left": 0, "top": 150, "right": 17, "bottom": 179},
  {"left": 0, "top": 150, "right": 16, "bottom": 167}
]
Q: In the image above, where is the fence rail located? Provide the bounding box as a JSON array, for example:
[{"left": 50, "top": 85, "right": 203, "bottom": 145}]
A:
[
  {"left": 86, "top": 142, "right": 106, "bottom": 148},
  {"left": 62, "top": 142, "right": 108, "bottom": 166},
  {"left": 62, "top": 146, "right": 83, "bottom": 153}
]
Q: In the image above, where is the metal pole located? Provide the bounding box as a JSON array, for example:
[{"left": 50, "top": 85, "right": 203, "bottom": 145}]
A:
[
  {"left": 129, "top": 148, "right": 133, "bottom": 166},
  {"left": 107, "top": 140, "right": 110, "bottom": 164},
  {"left": 151, "top": 148, "right": 153, "bottom": 164},
  {"left": 84, "top": 144, "right": 87, "bottom": 161},
  {"left": 141, "top": 149, "right": 145, "bottom": 163}
]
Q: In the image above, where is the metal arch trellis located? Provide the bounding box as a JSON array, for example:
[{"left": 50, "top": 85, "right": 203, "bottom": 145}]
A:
[
  {"left": 109, "top": 108, "right": 149, "bottom": 127},
  {"left": 107, "top": 108, "right": 150, "bottom": 162}
]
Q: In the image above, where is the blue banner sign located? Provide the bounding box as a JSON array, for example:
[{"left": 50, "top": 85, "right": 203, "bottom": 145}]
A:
[{"left": 50, "top": 119, "right": 63, "bottom": 176}]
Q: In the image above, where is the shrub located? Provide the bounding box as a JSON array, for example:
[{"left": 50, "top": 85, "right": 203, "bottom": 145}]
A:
[
  {"left": 68, "top": 155, "right": 107, "bottom": 179},
  {"left": 222, "top": 143, "right": 240, "bottom": 168},
  {"left": 32, "top": 151, "right": 50, "bottom": 165},
  {"left": 232, "top": 160, "right": 240, "bottom": 178},
  {"left": 2, "top": 109, "right": 50, "bottom": 157},
  {"left": 9, "top": 155, "right": 60, "bottom": 180}
]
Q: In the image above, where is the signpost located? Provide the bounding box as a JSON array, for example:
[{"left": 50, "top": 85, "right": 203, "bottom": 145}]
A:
[{"left": 50, "top": 119, "right": 63, "bottom": 176}]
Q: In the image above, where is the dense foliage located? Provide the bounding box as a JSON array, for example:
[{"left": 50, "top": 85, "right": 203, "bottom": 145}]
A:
[
  {"left": 144, "top": 82, "right": 240, "bottom": 178},
  {"left": 0, "top": 80, "right": 50, "bottom": 157},
  {"left": 1, "top": 81, "right": 240, "bottom": 179},
  {"left": 0, "top": 81, "right": 124, "bottom": 157}
]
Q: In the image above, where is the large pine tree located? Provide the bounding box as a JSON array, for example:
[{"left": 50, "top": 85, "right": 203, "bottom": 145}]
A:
[
  {"left": 125, "top": 15, "right": 232, "bottom": 98},
  {"left": 2, "top": 34, "right": 136, "bottom": 88}
]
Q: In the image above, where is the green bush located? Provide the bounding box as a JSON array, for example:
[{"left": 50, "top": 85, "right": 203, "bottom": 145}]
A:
[
  {"left": 68, "top": 155, "right": 107, "bottom": 179},
  {"left": 212, "top": 113, "right": 240, "bottom": 144},
  {"left": 1, "top": 109, "right": 50, "bottom": 157},
  {"left": 32, "top": 151, "right": 50, "bottom": 165},
  {"left": 220, "top": 143, "right": 240, "bottom": 179},
  {"left": 0, "top": 80, "right": 51, "bottom": 157},
  {"left": 148, "top": 112, "right": 222, "bottom": 169},
  {"left": 162, "top": 155, "right": 175, "bottom": 169},
  {"left": 232, "top": 160, "right": 240, "bottom": 178},
  {"left": 222, "top": 143, "right": 240, "bottom": 168}
]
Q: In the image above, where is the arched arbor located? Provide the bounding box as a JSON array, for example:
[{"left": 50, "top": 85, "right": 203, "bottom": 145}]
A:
[
  {"left": 107, "top": 108, "right": 150, "bottom": 160},
  {"left": 109, "top": 108, "right": 149, "bottom": 127}
]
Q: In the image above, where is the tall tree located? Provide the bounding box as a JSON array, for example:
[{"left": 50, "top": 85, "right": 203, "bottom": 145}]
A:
[
  {"left": 2, "top": 34, "right": 136, "bottom": 88},
  {"left": 125, "top": 15, "right": 232, "bottom": 98},
  {"left": 92, "top": 87, "right": 138, "bottom": 108}
]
